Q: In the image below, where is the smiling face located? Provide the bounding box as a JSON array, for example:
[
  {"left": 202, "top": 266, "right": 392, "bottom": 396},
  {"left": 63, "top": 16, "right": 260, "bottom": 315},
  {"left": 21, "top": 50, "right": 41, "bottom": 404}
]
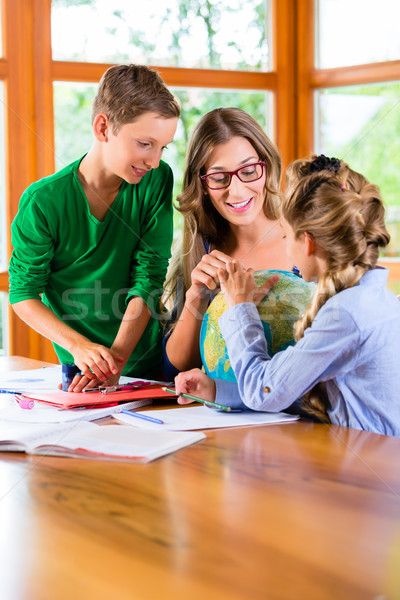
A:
[
  {"left": 102, "top": 111, "right": 178, "bottom": 184},
  {"left": 203, "top": 137, "right": 267, "bottom": 227}
]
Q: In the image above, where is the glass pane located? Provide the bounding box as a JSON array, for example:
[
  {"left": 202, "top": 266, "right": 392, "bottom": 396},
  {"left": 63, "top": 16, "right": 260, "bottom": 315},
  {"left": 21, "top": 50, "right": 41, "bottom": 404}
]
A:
[
  {"left": 315, "top": 83, "right": 400, "bottom": 257},
  {"left": 0, "top": 1, "right": 2, "bottom": 57},
  {"left": 51, "top": 0, "right": 272, "bottom": 71},
  {"left": 53, "top": 82, "right": 97, "bottom": 171},
  {"left": 54, "top": 82, "right": 273, "bottom": 238},
  {"left": 316, "top": 0, "right": 400, "bottom": 68},
  {"left": 0, "top": 82, "right": 6, "bottom": 272}
]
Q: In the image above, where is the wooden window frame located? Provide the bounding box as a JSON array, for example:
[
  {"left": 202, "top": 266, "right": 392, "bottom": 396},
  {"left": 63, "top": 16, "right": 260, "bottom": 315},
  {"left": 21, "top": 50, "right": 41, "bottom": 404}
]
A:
[{"left": 1, "top": 0, "right": 399, "bottom": 360}]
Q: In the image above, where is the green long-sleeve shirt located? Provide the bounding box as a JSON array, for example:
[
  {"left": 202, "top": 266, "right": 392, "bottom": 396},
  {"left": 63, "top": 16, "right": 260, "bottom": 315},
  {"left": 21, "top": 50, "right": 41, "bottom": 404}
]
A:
[{"left": 9, "top": 156, "right": 174, "bottom": 379}]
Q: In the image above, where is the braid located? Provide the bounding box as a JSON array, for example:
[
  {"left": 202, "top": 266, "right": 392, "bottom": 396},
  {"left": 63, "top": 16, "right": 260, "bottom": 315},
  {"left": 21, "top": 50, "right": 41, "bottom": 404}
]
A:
[{"left": 283, "top": 155, "right": 390, "bottom": 423}]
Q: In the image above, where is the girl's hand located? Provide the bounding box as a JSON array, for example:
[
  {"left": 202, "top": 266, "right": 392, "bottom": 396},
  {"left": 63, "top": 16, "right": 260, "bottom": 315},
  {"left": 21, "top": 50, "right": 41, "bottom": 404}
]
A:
[
  {"left": 174, "top": 368, "right": 216, "bottom": 404},
  {"left": 218, "top": 260, "right": 279, "bottom": 308}
]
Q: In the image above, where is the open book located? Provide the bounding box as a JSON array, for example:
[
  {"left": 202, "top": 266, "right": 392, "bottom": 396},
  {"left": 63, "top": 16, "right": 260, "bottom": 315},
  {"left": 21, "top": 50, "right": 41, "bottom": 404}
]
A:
[{"left": 0, "top": 420, "right": 205, "bottom": 463}]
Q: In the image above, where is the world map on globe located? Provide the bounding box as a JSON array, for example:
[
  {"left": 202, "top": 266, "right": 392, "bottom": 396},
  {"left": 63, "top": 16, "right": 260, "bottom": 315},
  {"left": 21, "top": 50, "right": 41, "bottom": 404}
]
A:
[{"left": 200, "top": 269, "right": 316, "bottom": 382}]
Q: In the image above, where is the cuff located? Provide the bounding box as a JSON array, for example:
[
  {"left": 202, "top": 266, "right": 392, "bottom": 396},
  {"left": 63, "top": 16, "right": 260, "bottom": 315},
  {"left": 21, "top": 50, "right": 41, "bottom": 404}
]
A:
[{"left": 215, "top": 379, "right": 248, "bottom": 411}]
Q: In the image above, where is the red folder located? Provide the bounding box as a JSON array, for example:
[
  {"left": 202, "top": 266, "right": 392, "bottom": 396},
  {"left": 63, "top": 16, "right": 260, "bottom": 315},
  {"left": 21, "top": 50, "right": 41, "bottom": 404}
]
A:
[{"left": 21, "top": 385, "right": 177, "bottom": 409}]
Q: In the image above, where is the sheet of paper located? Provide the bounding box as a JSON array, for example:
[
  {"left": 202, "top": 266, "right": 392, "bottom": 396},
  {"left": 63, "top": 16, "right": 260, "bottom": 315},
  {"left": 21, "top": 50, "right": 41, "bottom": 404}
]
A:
[
  {"left": 113, "top": 406, "right": 299, "bottom": 431},
  {"left": 0, "top": 397, "right": 152, "bottom": 423}
]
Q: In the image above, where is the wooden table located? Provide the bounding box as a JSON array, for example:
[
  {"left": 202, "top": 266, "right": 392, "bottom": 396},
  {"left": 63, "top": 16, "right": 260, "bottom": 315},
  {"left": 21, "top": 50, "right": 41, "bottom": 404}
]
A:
[{"left": 0, "top": 357, "right": 399, "bottom": 600}]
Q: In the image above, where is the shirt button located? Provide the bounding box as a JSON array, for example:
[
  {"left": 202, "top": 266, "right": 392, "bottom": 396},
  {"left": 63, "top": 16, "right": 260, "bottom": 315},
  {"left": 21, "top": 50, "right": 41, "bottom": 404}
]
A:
[{"left": 263, "top": 386, "right": 271, "bottom": 393}]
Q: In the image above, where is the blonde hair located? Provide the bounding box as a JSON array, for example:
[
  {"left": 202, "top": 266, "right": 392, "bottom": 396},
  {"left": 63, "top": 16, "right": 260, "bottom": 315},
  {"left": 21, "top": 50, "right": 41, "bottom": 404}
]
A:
[
  {"left": 92, "top": 64, "right": 180, "bottom": 133},
  {"left": 283, "top": 154, "right": 390, "bottom": 421},
  {"left": 164, "top": 107, "right": 282, "bottom": 317}
]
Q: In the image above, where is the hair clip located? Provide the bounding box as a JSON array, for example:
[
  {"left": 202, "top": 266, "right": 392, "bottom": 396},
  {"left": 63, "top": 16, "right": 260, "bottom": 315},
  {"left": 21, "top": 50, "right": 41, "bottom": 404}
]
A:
[
  {"left": 309, "top": 154, "right": 341, "bottom": 174},
  {"left": 340, "top": 185, "right": 347, "bottom": 191}
]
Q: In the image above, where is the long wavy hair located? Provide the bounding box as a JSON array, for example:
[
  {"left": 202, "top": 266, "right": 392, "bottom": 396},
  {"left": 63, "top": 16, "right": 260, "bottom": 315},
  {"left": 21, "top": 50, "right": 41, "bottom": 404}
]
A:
[
  {"left": 283, "top": 155, "right": 390, "bottom": 422},
  {"left": 164, "top": 107, "right": 282, "bottom": 317}
]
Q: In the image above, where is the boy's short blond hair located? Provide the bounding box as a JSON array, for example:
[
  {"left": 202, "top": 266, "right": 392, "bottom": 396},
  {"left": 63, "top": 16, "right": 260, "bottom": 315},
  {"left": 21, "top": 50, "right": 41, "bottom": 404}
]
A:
[{"left": 92, "top": 64, "right": 180, "bottom": 133}]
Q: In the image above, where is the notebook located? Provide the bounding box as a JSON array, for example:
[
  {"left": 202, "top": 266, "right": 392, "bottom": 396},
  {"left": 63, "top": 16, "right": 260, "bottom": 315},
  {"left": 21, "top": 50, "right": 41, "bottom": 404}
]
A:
[{"left": 0, "top": 420, "right": 205, "bottom": 462}]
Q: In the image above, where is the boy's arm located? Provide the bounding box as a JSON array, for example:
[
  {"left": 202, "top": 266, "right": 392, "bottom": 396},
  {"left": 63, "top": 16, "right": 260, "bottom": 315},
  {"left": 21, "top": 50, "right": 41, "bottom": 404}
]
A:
[
  {"left": 127, "top": 163, "right": 174, "bottom": 311},
  {"left": 12, "top": 299, "right": 120, "bottom": 383},
  {"left": 70, "top": 297, "right": 151, "bottom": 392}
]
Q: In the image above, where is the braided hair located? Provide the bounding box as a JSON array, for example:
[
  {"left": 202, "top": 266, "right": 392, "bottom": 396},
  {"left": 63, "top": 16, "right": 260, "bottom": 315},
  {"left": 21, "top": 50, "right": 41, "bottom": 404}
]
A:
[{"left": 283, "top": 155, "right": 390, "bottom": 422}]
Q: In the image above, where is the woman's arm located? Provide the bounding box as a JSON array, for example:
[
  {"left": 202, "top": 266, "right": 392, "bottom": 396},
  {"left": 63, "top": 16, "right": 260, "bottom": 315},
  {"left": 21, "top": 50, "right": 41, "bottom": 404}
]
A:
[{"left": 165, "top": 250, "right": 233, "bottom": 372}]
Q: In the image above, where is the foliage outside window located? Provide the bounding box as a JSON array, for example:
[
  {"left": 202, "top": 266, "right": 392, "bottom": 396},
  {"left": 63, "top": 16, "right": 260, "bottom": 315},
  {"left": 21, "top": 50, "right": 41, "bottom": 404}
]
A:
[
  {"left": 51, "top": 0, "right": 271, "bottom": 71},
  {"left": 315, "top": 82, "right": 400, "bottom": 257},
  {"left": 316, "top": 0, "right": 400, "bottom": 68}
]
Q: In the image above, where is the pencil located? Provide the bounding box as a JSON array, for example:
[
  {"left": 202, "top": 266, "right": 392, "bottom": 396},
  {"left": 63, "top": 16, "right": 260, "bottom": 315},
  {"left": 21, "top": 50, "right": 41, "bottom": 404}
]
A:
[{"left": 162, "top": 387, "right": 231, "bottom": 412}]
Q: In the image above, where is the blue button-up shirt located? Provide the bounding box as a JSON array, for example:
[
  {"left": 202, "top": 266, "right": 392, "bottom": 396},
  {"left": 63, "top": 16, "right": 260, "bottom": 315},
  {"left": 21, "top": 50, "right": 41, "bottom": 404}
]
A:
[{"left": 216, "top": 268, "right": 400, "bottom": 437}]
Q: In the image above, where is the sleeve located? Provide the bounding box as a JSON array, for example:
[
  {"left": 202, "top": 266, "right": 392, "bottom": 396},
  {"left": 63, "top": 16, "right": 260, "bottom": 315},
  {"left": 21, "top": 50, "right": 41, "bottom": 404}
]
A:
[
  {"left": 215, "top": 380, "right": 248, "bottom": 410},
  {"left": 161, "top": 334, "right": 180, "bottom": 382},
  {"left": 218, "top": 301, "right": 360, "bottom": 412},
  {"left": 127, "top": 163, "right": 174, "bottom": 313},
  {"left": 8, "top": 191, "right": 54, "bottom": 304}
]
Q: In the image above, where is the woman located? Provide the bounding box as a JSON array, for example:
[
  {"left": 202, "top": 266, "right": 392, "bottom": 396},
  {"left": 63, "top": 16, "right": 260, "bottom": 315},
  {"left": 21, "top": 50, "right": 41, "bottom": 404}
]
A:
[{"left": 162, "top": 107, "right": 293, "bottom": 380}]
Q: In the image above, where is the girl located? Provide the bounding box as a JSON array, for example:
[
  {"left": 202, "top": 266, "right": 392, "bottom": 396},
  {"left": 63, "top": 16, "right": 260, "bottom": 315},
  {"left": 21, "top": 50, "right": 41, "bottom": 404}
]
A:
[
  {"left": 162, "top": 107, "right": 294, "bottom": 380},
  {"left": 175, "top": 155, "right": 400, "bottom": 437}
]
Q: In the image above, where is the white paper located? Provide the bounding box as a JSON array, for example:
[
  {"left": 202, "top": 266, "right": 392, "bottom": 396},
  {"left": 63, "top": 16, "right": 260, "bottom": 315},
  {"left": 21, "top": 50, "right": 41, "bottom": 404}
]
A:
[
  {"left": 0, "top": 397, "right": 152, "bottom": 423},
  {"left": 113, "top": 406, "right": 299, "bottom": 431},
  {"left": 0, "top": 366, "right": 164, "bottom": 424}
]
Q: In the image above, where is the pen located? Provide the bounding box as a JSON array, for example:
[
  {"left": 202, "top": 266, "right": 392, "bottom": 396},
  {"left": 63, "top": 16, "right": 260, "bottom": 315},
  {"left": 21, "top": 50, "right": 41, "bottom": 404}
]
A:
[
  {"left": 162, "top": 387, "right": 231, "bottom": 412},
  {"left": 0, "top": 389, "right": 25, "bottom": 395},
  {"left": 120, "top": 409, "right": 164, "bottom": 424}
]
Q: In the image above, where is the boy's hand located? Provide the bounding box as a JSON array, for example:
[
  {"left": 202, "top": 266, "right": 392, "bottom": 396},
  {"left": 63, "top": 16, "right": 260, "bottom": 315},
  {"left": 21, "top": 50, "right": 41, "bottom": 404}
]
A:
[
  {"left": 175, "top": 368, "right": 216, "bottom": 404},
  {"left": 218, "top": 260, "right": 279, "bottom": 308},
  {"left": 68, "top": 341, "right": 123, "bottom": 392},
  {"left": 66, "top": 371, "right": 121, "bottom": 393}
]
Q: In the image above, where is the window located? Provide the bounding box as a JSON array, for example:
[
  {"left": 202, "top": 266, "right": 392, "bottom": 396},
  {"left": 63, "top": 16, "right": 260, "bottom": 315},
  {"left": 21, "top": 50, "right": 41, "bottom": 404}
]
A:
[
  {"left": 312, "top": 0, "right": 400, "bottom": 291},
  {"left": 2, "top": 0, "right": 399, "bottom": 359},
  {"left": 315, "top": 82, "right": 400, "bottom": 256},
  {"left": 0, "top": 82, "right": 6, "bottom": 272},
  {"left": 51, "top": 0, "right": 271, "bottom": 71},
  {"left": 316, "top": 0, "right": 400, "bottom": 68}
]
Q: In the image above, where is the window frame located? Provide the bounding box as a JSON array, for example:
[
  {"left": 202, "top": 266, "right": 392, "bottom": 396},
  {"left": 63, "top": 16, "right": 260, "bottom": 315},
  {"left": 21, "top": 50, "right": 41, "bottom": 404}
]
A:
[{"left": 1, "top": 0, "right": 399, "bottom": 360}]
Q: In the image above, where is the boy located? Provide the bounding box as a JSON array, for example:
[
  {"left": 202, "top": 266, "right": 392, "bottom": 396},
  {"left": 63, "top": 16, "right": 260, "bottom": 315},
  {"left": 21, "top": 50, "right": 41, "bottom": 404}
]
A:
[{"left": 9, "top": 64, "right": 180, "bottom": 391}]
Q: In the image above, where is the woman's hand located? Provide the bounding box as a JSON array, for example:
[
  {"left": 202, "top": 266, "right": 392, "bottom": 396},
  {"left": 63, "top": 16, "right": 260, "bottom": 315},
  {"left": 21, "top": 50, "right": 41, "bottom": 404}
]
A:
[
  {"left": 175, "top": 368, "right": 216, "bottom": 404},
  {"left": 219, "top": 260, "right": 279, "bottom": 308},
  {"left": 188, "top": 250, "right": 238, "bottom": 299}
]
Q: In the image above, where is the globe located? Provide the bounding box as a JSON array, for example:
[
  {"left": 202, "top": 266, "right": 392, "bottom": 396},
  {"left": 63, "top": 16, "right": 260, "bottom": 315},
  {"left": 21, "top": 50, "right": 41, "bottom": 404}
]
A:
[{"left": 200, "top": 269, "right": 316, "bottom": 382}]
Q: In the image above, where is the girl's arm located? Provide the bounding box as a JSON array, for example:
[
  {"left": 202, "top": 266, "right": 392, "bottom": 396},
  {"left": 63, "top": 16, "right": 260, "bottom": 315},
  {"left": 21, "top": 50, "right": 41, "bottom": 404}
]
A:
[
  {"left": 174, "top": 368, "right": 247, "bottom": 411},
  {"left": 218, "top": 301, "right": 359, "bottom": 412},
  {"left": 164, "top": 250, "right": 233, "bottom": 372}
]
